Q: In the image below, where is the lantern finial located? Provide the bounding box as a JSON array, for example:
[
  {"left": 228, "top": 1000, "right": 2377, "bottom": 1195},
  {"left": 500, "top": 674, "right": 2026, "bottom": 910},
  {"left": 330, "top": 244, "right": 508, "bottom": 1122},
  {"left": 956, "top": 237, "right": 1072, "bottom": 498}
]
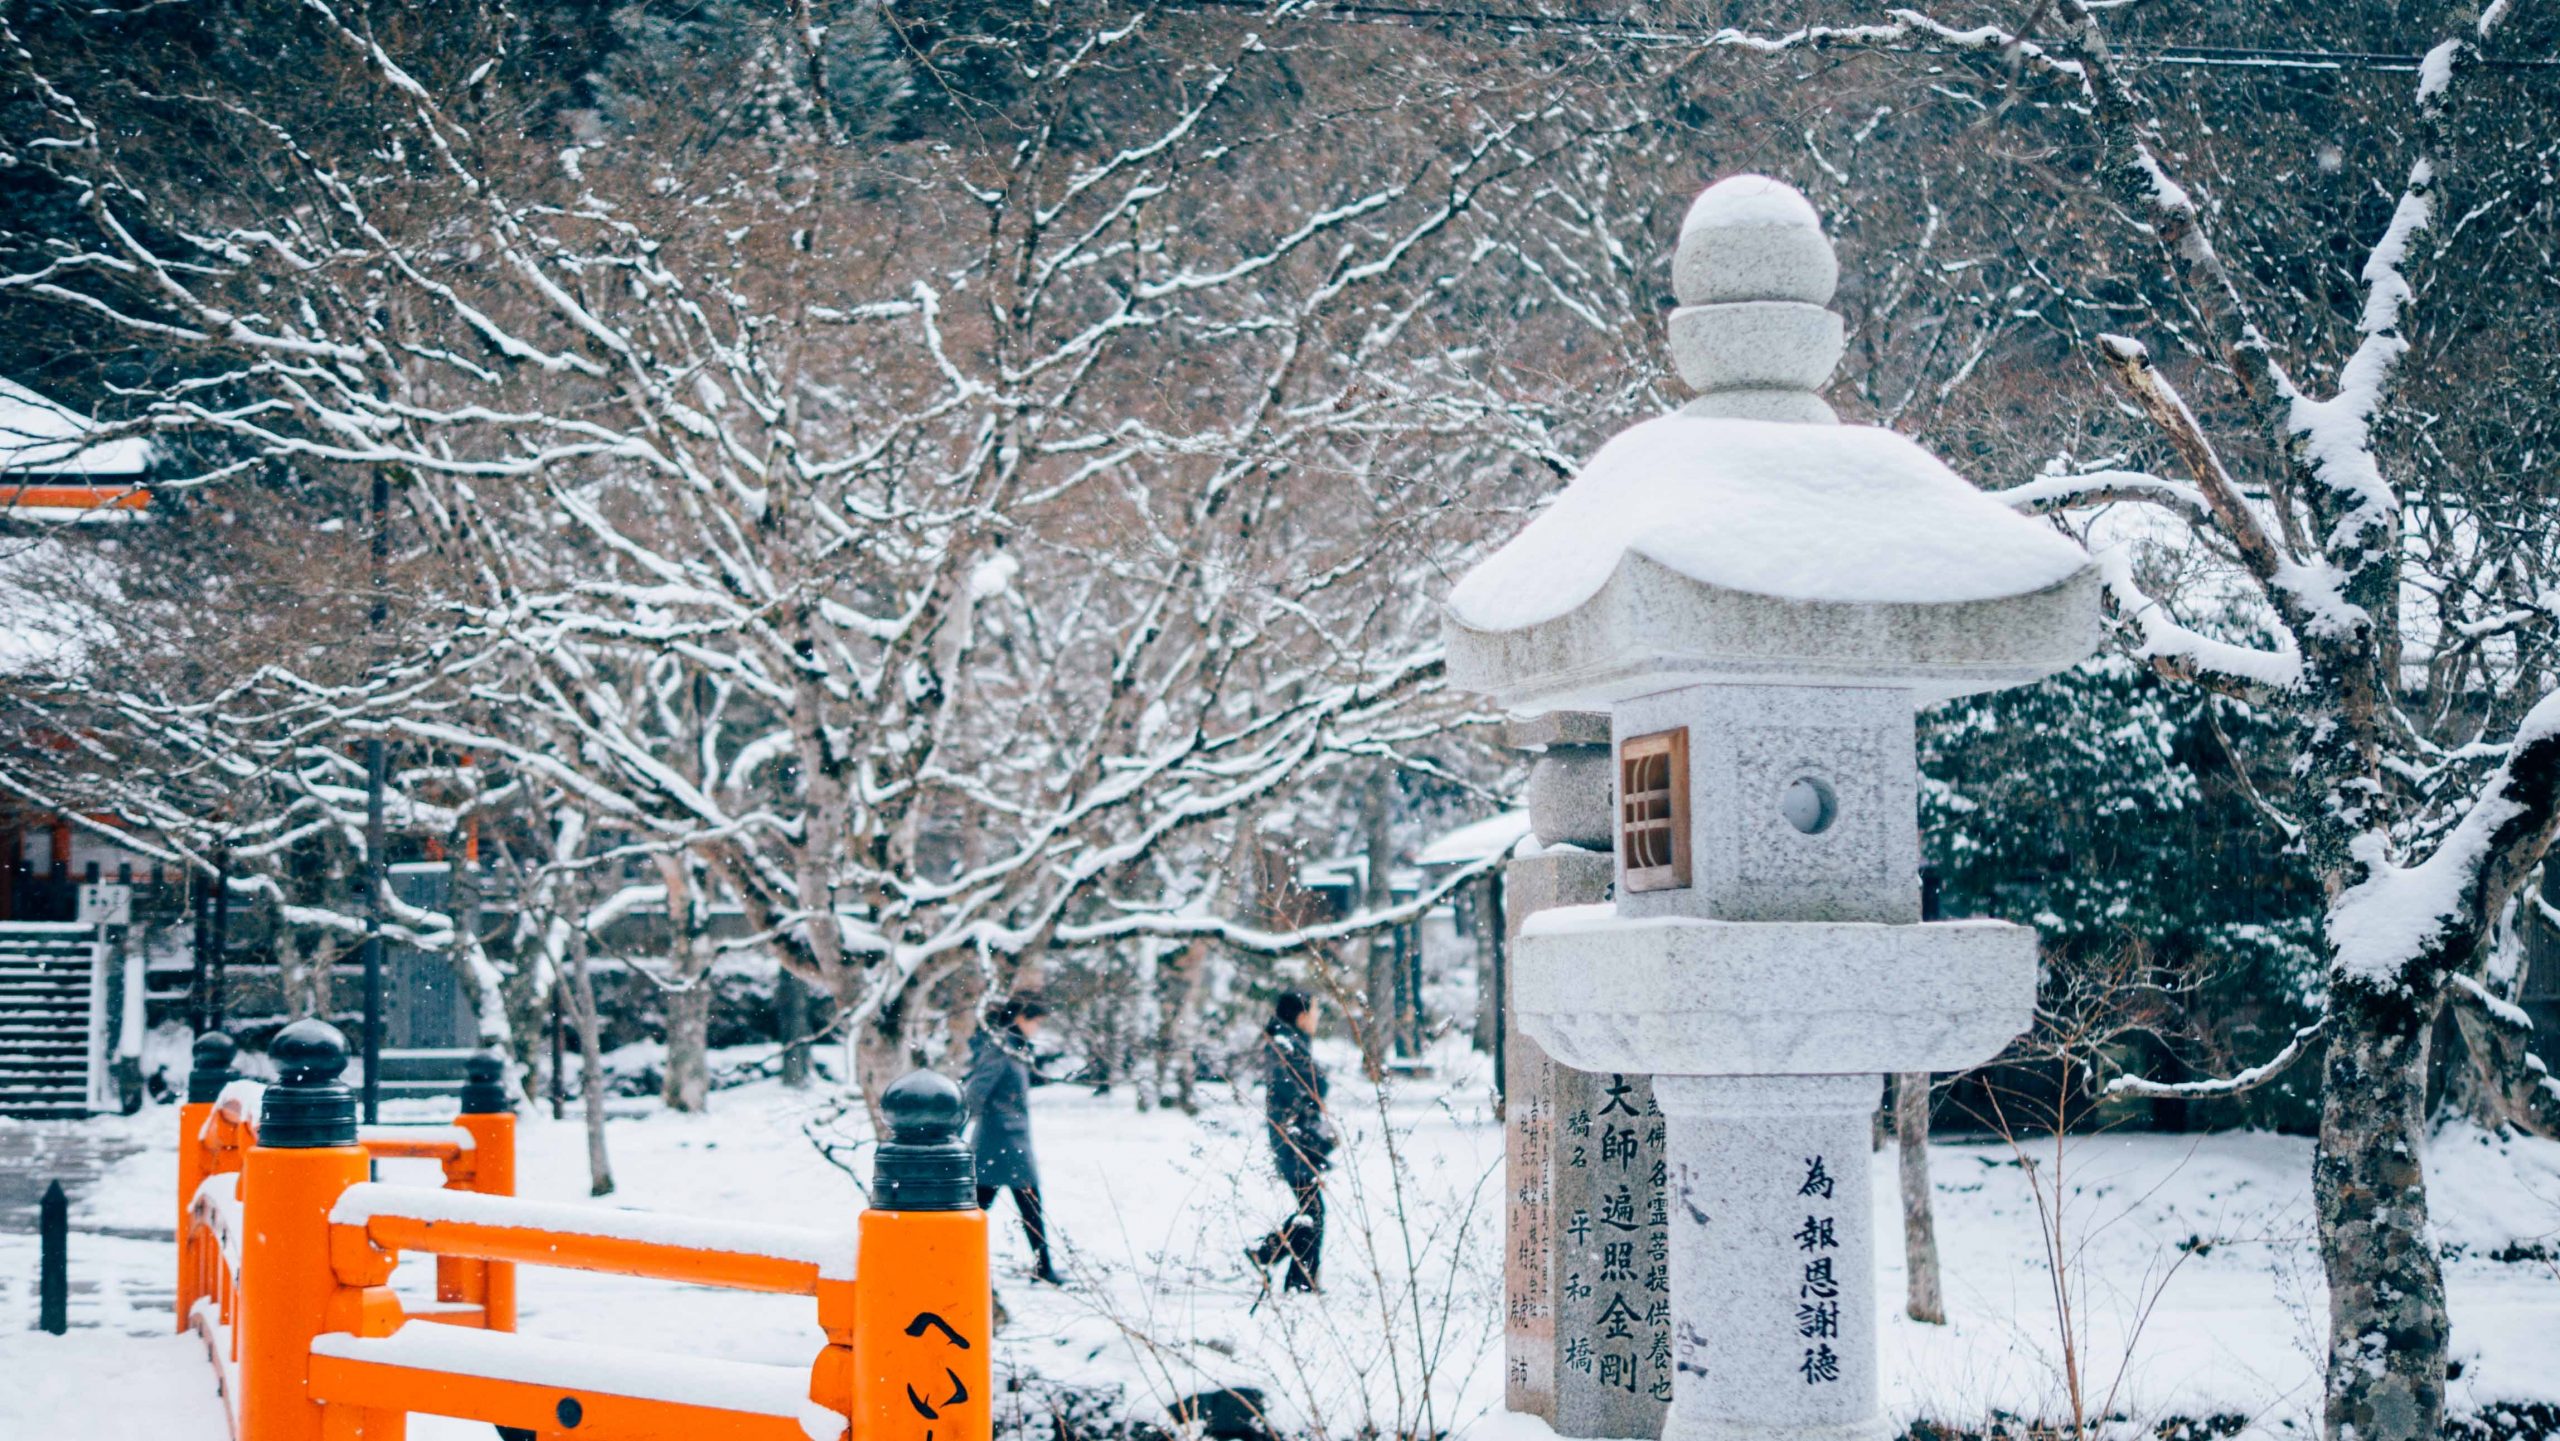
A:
[{"left": 1668, "top": 174, "right": 1843, "bottom": 424}]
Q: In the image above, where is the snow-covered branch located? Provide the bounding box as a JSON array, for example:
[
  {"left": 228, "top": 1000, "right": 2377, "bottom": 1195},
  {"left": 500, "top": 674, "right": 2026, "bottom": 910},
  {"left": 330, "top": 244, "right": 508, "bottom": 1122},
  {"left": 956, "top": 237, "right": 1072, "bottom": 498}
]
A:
[
  {"left": 2102, "top": 1019, "right": 2324, "bottom": 1099},
  {"left": 1991, "top": 469, "right": 2209, "bottom": 525},
  {"left": 2329, "top": 691, "right": 2560, "bottom": 994}
]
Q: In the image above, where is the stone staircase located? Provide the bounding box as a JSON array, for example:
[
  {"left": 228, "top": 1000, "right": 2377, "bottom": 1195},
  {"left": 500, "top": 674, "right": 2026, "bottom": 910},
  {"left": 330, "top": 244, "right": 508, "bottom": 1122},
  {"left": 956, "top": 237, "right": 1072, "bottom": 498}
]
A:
[{"left": 0, "top": 922, "right": 104, "bottom": 1118}]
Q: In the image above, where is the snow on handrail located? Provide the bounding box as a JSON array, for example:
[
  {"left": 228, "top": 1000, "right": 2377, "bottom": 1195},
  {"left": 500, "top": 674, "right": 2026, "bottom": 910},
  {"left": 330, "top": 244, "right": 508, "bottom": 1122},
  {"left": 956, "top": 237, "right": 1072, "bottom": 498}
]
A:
[
  {"left": 191, "top": 1172, "right": 244, "bottom": 1270},
  {"left": 310, "top": 1327, "right": 845, "bottom": 1440},
  {"left": 329, "top": 1183, "right": 856, "bottom": 1282},
  {"left": 187, "top": 1295, "right": 240, "bottom": 1427},
  {"left": 207, "top": 1078, "right": 266, "bottom": 1130},
  {"left": 357, "top": 1123, "right": 476, "bottom": 1156}
]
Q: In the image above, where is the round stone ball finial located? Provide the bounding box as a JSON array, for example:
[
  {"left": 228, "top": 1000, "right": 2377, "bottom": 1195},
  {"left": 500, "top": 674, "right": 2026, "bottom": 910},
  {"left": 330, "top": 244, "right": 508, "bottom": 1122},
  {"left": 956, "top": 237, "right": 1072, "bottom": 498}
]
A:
[
  {"left": 270, "top": 1018, "right": 349, "bottom": 1085},
  {"left": 1672, "top": 173, "right": 1838, "bottom": 307},
  {"left": 881, "top": 1068, "right": 966, "bottom": 1144},
  {"left": 192, "top": 1030, "right": 238, "bottom": 1072},
  {"left": 1666, "top": 173, "right": 1847, "bottom": 424},
  {"left": 259, "top": 1018, "right": 358, "bottom": 1148},
  {"left": 871, "top": 1069, "right": 976, "bottom": 1212},
  {"left": 187, "top": 1030, "right": 241, "bottom": 1103},
  {"left": 459, "top": 1051, "right": 512, "bottom": 1114}
]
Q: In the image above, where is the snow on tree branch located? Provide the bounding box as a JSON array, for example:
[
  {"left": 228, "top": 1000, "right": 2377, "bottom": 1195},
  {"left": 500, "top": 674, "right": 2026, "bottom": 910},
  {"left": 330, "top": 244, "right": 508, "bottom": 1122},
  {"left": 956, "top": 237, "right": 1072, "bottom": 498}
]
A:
[
  {"left": 2088, "top": 542, "right": 2303, "bottom": 700},
  {"left": 2329, "top": 691, "right": 2560, "bottom": 994},
  {"left": 1991, "top": 469, "right": 2210, "bottom": 526},
  {"left": 2103, "top": 1019, "right": 2324, "bottom": 1100}
]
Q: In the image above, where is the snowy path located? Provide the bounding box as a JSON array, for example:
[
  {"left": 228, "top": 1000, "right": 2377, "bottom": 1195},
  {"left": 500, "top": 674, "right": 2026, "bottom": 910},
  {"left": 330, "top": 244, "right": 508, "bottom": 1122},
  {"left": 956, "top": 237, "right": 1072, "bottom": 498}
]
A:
[
  {"left": 0, "top": 1116, "right": 168, "bottom": 1340},
  {"left": 0, "top": 1120, "right": 141, "bottom": 1228},
  {"left": 2, "top": 1049, "right": 2557, "bottom": 1440}
]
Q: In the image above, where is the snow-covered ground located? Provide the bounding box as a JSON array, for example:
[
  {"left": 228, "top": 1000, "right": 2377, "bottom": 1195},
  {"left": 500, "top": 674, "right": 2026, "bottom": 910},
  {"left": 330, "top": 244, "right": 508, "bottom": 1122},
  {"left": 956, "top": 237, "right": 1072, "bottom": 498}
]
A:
[{"left": 4, "top": 1040, "right": 2557, "bottom": 1440}]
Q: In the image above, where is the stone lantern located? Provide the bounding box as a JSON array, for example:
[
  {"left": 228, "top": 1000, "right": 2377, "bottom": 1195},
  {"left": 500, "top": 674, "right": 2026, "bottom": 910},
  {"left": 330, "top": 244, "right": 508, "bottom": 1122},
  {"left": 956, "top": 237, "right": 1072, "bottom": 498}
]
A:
[{"left": 1447, "top": 176, "right": 2102, "bottom": 1441}]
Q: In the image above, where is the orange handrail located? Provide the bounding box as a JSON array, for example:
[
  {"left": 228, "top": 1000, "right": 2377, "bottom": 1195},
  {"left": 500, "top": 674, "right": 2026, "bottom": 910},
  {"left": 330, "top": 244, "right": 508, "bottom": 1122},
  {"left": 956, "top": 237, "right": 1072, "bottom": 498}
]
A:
[
  {"left": 177, "top": 1036, "right": 521, "bottom": 1345},
  {"left": 307, "top": 1336, "right": 818, "bottom": 1438},
  {"left": 184, "top": 1170, "right": 246, "bottom": 1428},
  {"left": 355, "top": 1126, "right": 471, "bottom": 1162},
  {"left": 443, "top": 1102, "right": 518, "bottom": 1330},
  {"left": 193, "top": 1023, "right": 990, "bottom": 1441},
  {"left": 339, "top": 1190, "right": 839, "bottom": 1295},
  {"left": 176, "top": 1038, "right": 258, "bottom": 1337}
]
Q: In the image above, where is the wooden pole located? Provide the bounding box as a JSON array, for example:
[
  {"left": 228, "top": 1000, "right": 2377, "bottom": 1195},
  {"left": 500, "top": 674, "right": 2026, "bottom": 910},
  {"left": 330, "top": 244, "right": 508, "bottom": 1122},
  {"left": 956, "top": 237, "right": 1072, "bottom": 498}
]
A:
[
  {"left": 1487, "top": 871, "right": 1507, "bottom": 1112},
  {"left": 453, "top": 1057, "right": 519, "bottom": 1332},
  {"left": 188, "top": 874, "right": 210, "bottom": 1035},
  {"left": 550, "top": 980, "right": 567, "bottom": 1122},
  {"left": 360, "top": 466, "right": 391, "bottom": 1126},
  {"left": 208, "top": 848, "right": 232, "bottom": 1031},
  {"left": 778, "top": 969, "right": 812, "bottom": 1089},
  {"left": 176, "top": 1032, "right": 240, "bottom": 1332},
  {"left": 853, "top": 1074, "right": 991, "bottom": 1441}
]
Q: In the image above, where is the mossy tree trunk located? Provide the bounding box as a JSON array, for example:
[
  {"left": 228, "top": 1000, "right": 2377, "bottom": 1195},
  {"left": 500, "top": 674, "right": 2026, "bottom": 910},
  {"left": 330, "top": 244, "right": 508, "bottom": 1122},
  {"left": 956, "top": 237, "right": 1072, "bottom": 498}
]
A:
[{"left": 2314, "top": 989, "right": 2445, "bottom": 1441}]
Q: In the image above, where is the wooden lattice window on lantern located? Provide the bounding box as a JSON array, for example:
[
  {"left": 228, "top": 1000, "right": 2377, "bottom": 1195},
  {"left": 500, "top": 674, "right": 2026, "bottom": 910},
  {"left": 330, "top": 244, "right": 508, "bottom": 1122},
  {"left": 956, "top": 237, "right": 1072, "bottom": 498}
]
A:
[{"left": 1619, "top": 728, "right": 1691, "bottom": 892}]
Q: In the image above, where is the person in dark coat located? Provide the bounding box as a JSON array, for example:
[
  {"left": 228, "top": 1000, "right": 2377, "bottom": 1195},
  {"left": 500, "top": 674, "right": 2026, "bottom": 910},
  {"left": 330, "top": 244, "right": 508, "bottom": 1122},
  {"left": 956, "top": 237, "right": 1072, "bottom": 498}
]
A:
[
  {"left": 963, "top": 994, "right": 1059, "bottom": 1284},
  {"left": 1247, "top": 990, "right": 1332, "bottom": 1292}
]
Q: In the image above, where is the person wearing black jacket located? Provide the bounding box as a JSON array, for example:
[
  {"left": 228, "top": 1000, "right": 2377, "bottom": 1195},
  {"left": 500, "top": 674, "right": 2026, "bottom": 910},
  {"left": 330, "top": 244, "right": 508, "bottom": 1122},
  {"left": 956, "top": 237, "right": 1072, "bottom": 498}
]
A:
[
  {"left": 963, "top": 994, "right": 1060, "bottom": 1285},
  {"left": 1247, "top": 990, "right": 1332, "bottom": 1293}
]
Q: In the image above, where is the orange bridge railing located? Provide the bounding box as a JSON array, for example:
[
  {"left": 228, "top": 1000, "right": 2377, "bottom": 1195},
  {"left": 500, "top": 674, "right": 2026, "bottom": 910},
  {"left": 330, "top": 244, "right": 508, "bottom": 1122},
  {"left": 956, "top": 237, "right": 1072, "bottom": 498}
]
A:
[
  {"left": 179, "top": 1031, "right": 520, "bottom": 1374},
  {"left": 174, "top": 1021, "right": 989, "bottom": 1441}
]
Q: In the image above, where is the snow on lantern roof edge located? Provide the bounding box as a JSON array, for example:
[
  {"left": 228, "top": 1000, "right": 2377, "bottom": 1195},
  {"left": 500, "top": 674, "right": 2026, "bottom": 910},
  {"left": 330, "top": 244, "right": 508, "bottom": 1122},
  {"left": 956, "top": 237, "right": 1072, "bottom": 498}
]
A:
[
  {"left": 1444, "top": 414, "right": 2095, "bottom": 633},
  {"left": 1443, "top": 548, "right": 2105, "bottom": 715},
  {"left": 0, "top": 441, "right": 153, "bottom": 478}
]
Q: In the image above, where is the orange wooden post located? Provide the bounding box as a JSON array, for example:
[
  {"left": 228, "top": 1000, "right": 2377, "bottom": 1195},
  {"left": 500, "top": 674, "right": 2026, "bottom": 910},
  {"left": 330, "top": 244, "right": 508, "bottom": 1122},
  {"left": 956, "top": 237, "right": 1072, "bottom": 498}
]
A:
[
  {"left": 239, "top": 1021, "right": 398, "bottom": 1441},
  {"left": 176, "top": 1031, "right": 239, "bottom": 1332},
  {"left": 848, "top": 1072, "right": 992, "bottom": 1441},
  {"left": 444, "top": 1053, "right": 517, "bottom": 1331}
]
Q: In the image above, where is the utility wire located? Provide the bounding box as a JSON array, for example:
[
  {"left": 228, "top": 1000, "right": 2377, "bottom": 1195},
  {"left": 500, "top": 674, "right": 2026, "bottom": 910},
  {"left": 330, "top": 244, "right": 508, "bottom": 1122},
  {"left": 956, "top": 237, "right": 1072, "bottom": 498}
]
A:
[{"left": 1155, "top": 0, "right": 2560, "bottom": 75}]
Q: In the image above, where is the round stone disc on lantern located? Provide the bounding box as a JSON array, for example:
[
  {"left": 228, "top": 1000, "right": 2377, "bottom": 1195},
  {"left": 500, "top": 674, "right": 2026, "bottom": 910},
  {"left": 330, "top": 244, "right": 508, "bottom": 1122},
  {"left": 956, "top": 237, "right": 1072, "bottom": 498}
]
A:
[{"left": 1446, "top": 176, "right": 2103, "bottom": 1441}]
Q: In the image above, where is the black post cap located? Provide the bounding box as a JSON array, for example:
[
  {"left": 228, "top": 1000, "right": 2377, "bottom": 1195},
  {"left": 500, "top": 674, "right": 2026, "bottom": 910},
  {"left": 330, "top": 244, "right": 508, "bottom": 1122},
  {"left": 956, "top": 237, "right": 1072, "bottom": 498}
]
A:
[
  {"left": 459, "top": 1051, "right": 512, "bottom": 1114},
  {"left": 871, "top": 1070, "right": 976, "bottom": 1212},
  {"left": 258, "top": 1019, "right": 359, "bottom": 1149},
  {"left": 187, "top": 1031, "right": 241, "bottom": 1104}
]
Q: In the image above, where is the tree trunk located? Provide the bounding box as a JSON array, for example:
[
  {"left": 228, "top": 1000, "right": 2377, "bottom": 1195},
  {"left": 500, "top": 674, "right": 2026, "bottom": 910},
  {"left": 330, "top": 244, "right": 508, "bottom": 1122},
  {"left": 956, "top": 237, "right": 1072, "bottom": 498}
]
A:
[
  {"left": 2449, "top": 867, "right": 2560, "bottom": 1137},
  {"left": 663, "top": 981, "right": 712, "bottom": 1112},
  {"left": 1173, "top": 956, "right": 1207, "bottom": 1115},
  {"left": 777, "top": 968, "right": 813, "bottom": 1090},
  {"left": 852, "top": 1002, "right": 908, "bottom": 1134},
  {"left": 1153, "top": 940, "right": 1210, "bottom": 1116},
  {"left": 1358, "top": 766, "right": 1395, "bottom": 1080},
  {"left": 2449, "top": 993, "right": 2560, "bottom": 1138},
  {"left": 567, "top": 915, "right": 614, "bottom": 1196},
  {"left": 1895, "top": 1072, "right": 1945, "bottom": 1325},
  {"left": 656, "top": 856, "right": 715, "bottom": 1113},
  {"left": 447, "top": 856, "right": 514, "bottom": 1054},
  {"left": 2315, "top": 989, "right": 2446, "bottom": 1441},
  {"left": 279, "top": 930, "right": 312, "bottom": 1020}
]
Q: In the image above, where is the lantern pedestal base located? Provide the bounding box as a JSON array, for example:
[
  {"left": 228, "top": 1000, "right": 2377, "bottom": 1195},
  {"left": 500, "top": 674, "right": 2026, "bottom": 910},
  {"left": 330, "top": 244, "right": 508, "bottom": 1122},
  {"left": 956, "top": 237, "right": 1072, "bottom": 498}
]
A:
[
  {"left": 1513, "top": 911, "right": 2035, "bottom": 1077},
  {"left": 1657, "top": 1076, "right": 1886, "bottom": 1441},
  {"left": 1664, "top": 1418, "right": 1893, "bottom": 1441}
]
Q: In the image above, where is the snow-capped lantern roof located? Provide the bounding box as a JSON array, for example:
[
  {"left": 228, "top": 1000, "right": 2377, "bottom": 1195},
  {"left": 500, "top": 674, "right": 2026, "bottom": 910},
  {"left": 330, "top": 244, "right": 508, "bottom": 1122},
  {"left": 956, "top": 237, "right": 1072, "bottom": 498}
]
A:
[{"left": 1445, "top": 175, "right": 2102, "bottom": 712}]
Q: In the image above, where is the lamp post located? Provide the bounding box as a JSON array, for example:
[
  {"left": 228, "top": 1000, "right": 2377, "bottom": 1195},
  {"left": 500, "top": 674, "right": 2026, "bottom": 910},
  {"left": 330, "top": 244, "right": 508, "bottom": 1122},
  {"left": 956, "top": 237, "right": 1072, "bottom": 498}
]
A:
[{"left": 361, "top": 465, "right": 390, "bottom": 1125}]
